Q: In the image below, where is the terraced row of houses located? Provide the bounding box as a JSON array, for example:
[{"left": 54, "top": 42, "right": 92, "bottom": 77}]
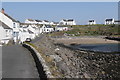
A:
[
  {"left": 0, "top": 8, "right": 69, "bottom": 45},
  {"left": 25, "top": 18, "right": 76, "bottom": 25}
]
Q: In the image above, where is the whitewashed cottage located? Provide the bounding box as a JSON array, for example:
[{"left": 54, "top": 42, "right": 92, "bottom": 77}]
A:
[
  {"left": 55, "top": 26, "right": 68, "bottom": 31},
  {"left": 59, "top": 19, "right": 76, "bottom": 25},
  {"left": 88, "top": 20, "right": 96, "bottom": 25},
  {"left": 19, "top": 23, "right": 42, "bottom": 43},
  {"left": 114, "top": 20, "right": 120, "bottom": 24},
  {"left": 105, "top": 18, "right": 114, "bottom": 25},
  {"left": 25, "top": 19, "right": 36, "bottom": 24},
  {"left": 41, "top": 25, "right": 54, "bottom": 33},
  {"left": 0, "top": 8, "right": 20, "bottom": 43}
]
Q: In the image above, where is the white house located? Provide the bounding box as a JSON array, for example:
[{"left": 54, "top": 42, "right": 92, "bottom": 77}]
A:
[
  {"left": 0, "top": 8, "right": 20, "bottom": 43},
  {"left": 19, "top": 23, "right": 42, "bottom": 43},
  {"left": 41, "top": 25, "right": 54, "bottom": 33},
  {"left": 35, "top": 20, "right": 43, "bottom": 24},
  {"left": 59, "top": 19, "right": 76, "bottom": 25},
  {"left": 42, "top": 20, "right": 50, "bottom": 25},
  {"left": 25, "top": 19, "right": 36, "bottom": 24},
  {"left": 0, "top": 21, "right": 13, "bottom": 44},
  {"left": 50, "top": 21, "right": 59, "bottom": 25},
  {"left": 114, "top": 20, "right": 120, "bottom": 24},
  {"left": 67, "top": 19, "right": 76, "bottom": 25},
  {"left": 105, "top": 18, "right": 114, "bottom": 25},
  {"left": 88, "top": 20, "right": 96, "bottom": 25},
  {"left": 55, "top": 26, "right": 68, "bottom": 31}
]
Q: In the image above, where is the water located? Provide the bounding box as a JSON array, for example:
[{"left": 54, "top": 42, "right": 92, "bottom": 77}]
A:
[{"left": 70, "top": 43, "right": 120, "bottom": 53}]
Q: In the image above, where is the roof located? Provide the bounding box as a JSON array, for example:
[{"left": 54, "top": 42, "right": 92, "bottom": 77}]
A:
[
  {"left": 68, "top": 19, "right": 74, "bottom": 21},
  {"left": 28, "top": 29, "right": 34, "bottom": 34},
  {"left": 44, "top": 20, "right": 49, "bottom": 22},
  {"left": 89, "top": 20, "right": 95, "bottom": 22},
  {"left": 35, "top": 20, "right": 42, "bottom": 22},
  {"left": 62, "top": 19, "right": 67, "bottom": 21},
  {"left": 114, "top": 20, "right": 120, "bottom": 22},
  {"left": 27, "top": 19, "right": 34, "bottom": 21},
  {"left": 4, "top": 13, "right": 17, "bottom": 22},
  {"left": 0, "top": 20, "right": 12, "bottom": 29},
  {"left": 105, "top": 19, "right": 113, "bottom": 21}
]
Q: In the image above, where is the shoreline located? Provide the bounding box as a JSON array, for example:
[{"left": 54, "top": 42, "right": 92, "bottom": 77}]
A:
[
  {"left": 33, "top": 35, "right": 120, "bottom": 78},
  {"left": 52, "top": 36, "right": 120, "bottom": 45}
]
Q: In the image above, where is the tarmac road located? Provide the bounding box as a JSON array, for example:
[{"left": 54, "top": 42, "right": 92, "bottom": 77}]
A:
[{"left": 2, "top": 45, "right": 39, "bottom": 78}]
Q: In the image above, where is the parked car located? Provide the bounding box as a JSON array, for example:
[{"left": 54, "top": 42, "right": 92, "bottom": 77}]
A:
[{"left": 25, "top": 38, "right": 32, "bottom": 42}]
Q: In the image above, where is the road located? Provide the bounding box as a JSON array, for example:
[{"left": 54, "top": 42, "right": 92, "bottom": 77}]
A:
[
  {"left": 2, "top": 45, "right": 39, "bottom": 78},
  {"left": 31, "top": 34, "right": 44, "bottom": 43}
]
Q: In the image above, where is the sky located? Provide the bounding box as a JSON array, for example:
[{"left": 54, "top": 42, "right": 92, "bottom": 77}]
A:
[{"left": 1, "top": 2, "right": 118, "bottom": 25}]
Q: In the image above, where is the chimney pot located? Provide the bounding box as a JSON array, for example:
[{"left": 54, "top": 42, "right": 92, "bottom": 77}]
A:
[{"left": 1, "top": 8, "right": 4, "bottom": 14}]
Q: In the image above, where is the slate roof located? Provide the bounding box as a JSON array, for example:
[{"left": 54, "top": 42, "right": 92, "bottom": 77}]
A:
[
  {"left": 89, "top": 20, "right": 95, "bottom": 22},
  {"left": 44, "top": 20, "right": 49, "bottom": 22},
  {"left": 28, "top": 29, "right": 34, "bottom": 34},
  {"left": 35, "top": 20, "right": 42, "bottom": 22},
  {"left": 27, "top": 19, "right": 34, "bottom": 21},
  {"left": 0, "top": 20, "right": 12, "bottom": 29},
  {"left": 105, "top": 19, "right": 113, "bottom": 21},
  {"left": 114, "top": 20, "right": 120, "bottom": 22},
  {"left": 63, "top": 19, "right": 67, "bottom": 21},
  {"left": 4, "top": 13, "right": 17, "bottom": 22},
  {"left": 68, "top": 19, "right": 74, "bottom": 21}
]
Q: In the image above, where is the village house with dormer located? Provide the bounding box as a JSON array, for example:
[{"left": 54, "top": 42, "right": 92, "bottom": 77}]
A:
[
  {"left": 88, "top": 20, "right": 96, "bottom": 25},
  {"left": 114, "top": 20, "right": 120, "bottom": 24},
  {"left": 105, "top": 18, "right": 114, "bottom": 25},
  {"left": 59, "top": 19, "right": 76, "bottom": 25}
]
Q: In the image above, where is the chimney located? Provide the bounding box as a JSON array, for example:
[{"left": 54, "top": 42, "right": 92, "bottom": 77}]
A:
[{"left": 1, "top": 8, "right": 4, "bottom": 14}]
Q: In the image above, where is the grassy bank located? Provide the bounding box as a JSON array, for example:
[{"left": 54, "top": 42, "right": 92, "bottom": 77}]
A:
[{"left": 49, "top": 24, "right": 120, "bottom": 37}]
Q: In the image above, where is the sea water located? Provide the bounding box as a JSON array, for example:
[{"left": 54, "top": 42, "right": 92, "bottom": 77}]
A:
[{"left": 70, "top": 43, "right": 120, "bottom": 53}]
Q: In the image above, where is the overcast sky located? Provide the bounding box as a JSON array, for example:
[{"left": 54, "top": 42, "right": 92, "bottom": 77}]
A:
[{"left": 2, "top": 2, "right": 118, "bottom": 25}]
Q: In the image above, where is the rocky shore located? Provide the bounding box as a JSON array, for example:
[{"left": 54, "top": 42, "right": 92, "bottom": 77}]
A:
[{"left": 33, "top": 35, "right": 120, "bottom": 79}]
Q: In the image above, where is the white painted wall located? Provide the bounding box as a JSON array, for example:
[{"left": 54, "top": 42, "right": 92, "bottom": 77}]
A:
[
  {"left": 55, "top": 26, "right": 68, "bottom": 31},
  {"left": 41, "top": 25, "right": 54, "bottom": 33},
  {"left": 0, "top": 26, "right": 13, "bottom": 44}
]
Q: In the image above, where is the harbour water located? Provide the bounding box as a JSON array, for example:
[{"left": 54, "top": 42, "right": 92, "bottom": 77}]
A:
[{"left": 70, "top": 43, "right": 120, "bottom": 53}]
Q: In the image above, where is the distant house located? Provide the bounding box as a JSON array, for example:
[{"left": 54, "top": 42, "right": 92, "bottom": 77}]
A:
[
  {"left": 88, "top": 20, "right": 96, "bottom": 25},
  {"left": 35, "top": 20, "right": 43, "bottom": 24},
  {"left": 25, "top": 19, "right": 36, "bottom": 24},
  {"left": 114, "top": 20, "right": 120, "bottom": 24},
  {"left": 67, "top": 19, "right": 76, "bottom": 25},
  {"left": 50, "top": 21, "right": 59, "bottom": 25},
  {"left": 0, "top": 8, "right": 20, "bottom": 43},
  {"left": 105, "top": 18, "right": 114, "bottom": 25},
  {"left": 41, "top": 25, "right": 54, "bottom": 33},
  {"left": 55, "top": 26, "right": 68, "bottom": 31},
  {"left": 0, "top": 21, "right": 13, "bottom": 44},
  {"left": 59, "top": 19, "right": 76, "bottom": 25},
  {"left": 42, "top": 20, "right": 50, "bottom": 25},
  {"left": 19, "top": 23, "right": 42, "bottom": 43}
]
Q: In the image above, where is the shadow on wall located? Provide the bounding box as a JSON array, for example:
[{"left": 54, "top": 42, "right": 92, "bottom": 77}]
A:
[{"left": 22, "top": 44, "right": 47, "bottom": 80}]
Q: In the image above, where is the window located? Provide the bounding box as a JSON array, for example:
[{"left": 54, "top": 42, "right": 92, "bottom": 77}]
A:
[
  {"left": 13, "top": 23, "right": 15, "bottom": 28},
  {"left": 13, "top": 32, "right": 16, "bottom": 37},
  {"left": 6, "top": 30, "right": 8, "bottom": 37},
  {"left": 6, "top": 30, "right": 8, "bottom": 32}
]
